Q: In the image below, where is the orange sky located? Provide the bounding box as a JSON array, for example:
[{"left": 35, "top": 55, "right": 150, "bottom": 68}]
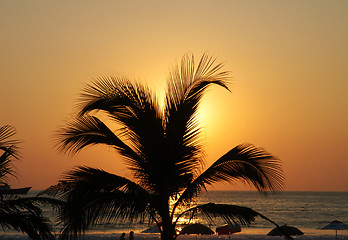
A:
[{"left": 1, "top": 1, "right": 347, "bottom": 191}]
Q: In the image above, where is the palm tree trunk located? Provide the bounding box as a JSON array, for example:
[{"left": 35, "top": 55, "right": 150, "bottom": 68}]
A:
[
  {"left": 158, "top": 197, "right": 175, "bottom": 240},
  {"left": 161, "top": 218, "right": 175, "bottom": 240}
]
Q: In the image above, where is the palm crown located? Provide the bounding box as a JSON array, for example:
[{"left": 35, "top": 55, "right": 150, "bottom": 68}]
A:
[{"left": 47, "top": 54, "right": 285, "bottom": 240}]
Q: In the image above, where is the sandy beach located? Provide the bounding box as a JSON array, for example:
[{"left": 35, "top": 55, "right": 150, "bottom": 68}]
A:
[
  {"left": 85, "top": 233, "right": 348, "bottom": 240},
  {"left": 1, "top": 233, "right": 347, "bottom": 240}
]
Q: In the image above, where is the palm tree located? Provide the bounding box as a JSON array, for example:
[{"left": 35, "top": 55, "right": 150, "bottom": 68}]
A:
[
  {"left": 0, "top": 125, "right": 55, "bottom": 240},
  {"left": 46, "top": 54, "right": 285, "bottom": 240}
]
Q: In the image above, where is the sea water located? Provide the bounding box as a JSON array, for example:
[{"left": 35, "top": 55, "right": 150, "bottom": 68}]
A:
[
  {"left": 198, "top": 191, "right": 348, "bottom": 235},
  {"left": 2, "top": 191, "right": 348, "bottom": 237}
]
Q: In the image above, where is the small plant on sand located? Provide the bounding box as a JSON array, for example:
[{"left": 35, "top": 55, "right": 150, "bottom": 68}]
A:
[{"left": 45, "top": 54, "right": 286, "bottom": 240}]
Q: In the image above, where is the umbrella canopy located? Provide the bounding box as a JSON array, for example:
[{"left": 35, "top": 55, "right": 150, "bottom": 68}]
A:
[
  {"left": 216, "top": 224, "right": 241, "bottom": 235},
  {"left": 320, "top": 220, "right": 348, "bottom": 239},
  {"left": 141, "top": 226, "right": 161, "bottom": 233},
  {"left": 321, "top": 220, "right": 348, "bottom": 230},
  {"left": 180, "top": 223, "right": 214, "bottom": 235},
  {"left": 267, "top": 225, "right": 304, "bottom": 236}
]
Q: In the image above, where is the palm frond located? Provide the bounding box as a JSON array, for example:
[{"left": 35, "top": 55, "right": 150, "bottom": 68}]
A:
[
  {"left": 43, "top": 166, "right": 154, "bottom": 240},
  {"left": 0, "top": 125, "right": 20, "bottom": 147},
  {"left": 0, "top": 195, "right": 55, "bottom": 240},
  {"left": 164, "top": 53, "right": 230, "bottom": 119},
  {"left": 0, "top": 125, "right": 19, "bottom": 184},
  {"left": 0, "top": 211, "right": 54, "bottom": 240},
  {"left": 1, "top": 195, "right": 42, "bottom": 215},
  {"left": 56, "top": 115, "right": 139, "bottom": 160},
  {"left": 0, "top": 150, "right": 16, "bottom": 184},
  {"left": 26, "top": 196, "right": 66, "bottom": 214},
  {"left": 176, "top": 143, "right": 284, "bottom": 208},
  {"left": 78, "top": 77, "right": 164, "bottom": 151},
  {"left": 0, "top": 125, "right": 20, "bottom": 158},
  {"left": 176, "top": 203, "right": 259, "bottom": 227},
  {"left": 162, "top": 54, "right": 231, "bottom": 193}
]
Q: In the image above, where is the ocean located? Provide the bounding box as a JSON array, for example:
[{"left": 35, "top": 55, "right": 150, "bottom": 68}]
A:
[
  {"left": 197, "top": 191, "right": 348, "bottom": 235},
  {"left": 2, "top": 191, "right": 348, "bottom": 238}
]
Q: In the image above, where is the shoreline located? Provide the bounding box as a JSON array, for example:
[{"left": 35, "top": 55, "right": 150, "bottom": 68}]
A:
[{"left": 1, "top": 232, "right": 348, "bottom": 240}]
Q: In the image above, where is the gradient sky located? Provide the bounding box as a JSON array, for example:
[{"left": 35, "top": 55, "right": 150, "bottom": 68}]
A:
[{"left": 1, "top": 1, "right": 347, "bottom": 191}]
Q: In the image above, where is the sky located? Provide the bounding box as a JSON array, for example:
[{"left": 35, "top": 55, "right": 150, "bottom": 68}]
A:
[{"left": 1, "top": 0, "right": 347, "bottom": 191}]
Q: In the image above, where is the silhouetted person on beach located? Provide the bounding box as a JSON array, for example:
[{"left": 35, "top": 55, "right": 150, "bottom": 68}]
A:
[
  {"left": 129, "top": 231, "right": 134, "bottom": 240},
  {"left": 119, "top": 233, "right": 125, "bottom": 240}
]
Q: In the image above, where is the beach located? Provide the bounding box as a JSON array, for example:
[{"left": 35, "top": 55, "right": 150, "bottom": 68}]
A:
[
  {"left": 1, "top": 233, "right": 347, "bottom": 240},
  {"left": 84, "top": 233, "right": 348, "bottom": 240}
]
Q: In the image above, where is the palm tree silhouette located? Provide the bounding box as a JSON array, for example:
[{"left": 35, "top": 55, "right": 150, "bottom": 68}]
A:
[
  {"left": 0, "top": 125, "right": 55, "bottom": 239},
  {"left": 47, "top": 54, "right": 285, "bottom": 240}
]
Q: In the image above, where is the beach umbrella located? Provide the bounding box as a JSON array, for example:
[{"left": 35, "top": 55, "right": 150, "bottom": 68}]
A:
[
  {"left": 141, "top": 226, "right": 161, "bottom": 233},
  {"left": 267, "top": 225, "right": 304, "bottom": 236},
  {"left": 180, "top": 223, "right": 214, "bottom": 235},
  {"left": 320, "top": 220, "right": 348, "bottom": 239},
  {"left": 216, "top": 224, "right": 241, "bottom": 235}
]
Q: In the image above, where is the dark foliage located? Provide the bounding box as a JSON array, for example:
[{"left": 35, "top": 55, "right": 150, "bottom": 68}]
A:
[{"left": 0, "top": 125, "right": 56, "bottom": 239}]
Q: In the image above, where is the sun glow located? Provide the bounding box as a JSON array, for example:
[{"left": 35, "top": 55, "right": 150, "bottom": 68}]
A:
[
  {"left": 2, "top": 0, "right": 348, "bottom": 192},
  {"left": 169, "top": 194, "right": 199, "bottom": 226}
]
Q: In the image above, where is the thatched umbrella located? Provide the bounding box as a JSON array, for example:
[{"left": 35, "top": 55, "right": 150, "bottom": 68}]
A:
[
  {"left": 320, "top": 220, "right": 348, "bottom": 240},
  {"left": 267, "top": 225, "right": 304, "bottom": 236},
  {"left": 216, "top": 224, "right": 241, "bottom": 235},
  {"left": 180, "top": 223, "right": 214, "bottom": 235},
  {"left": 141, "top": 226, "right": 161, "bottom": 233}
]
